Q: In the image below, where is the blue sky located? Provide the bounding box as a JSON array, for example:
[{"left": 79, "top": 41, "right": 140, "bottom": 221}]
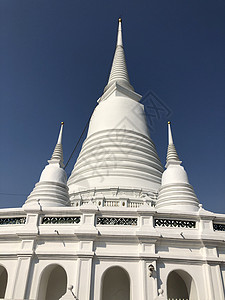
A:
[{"left": 0, "top": 0, "right": 224, "bottom": 213}]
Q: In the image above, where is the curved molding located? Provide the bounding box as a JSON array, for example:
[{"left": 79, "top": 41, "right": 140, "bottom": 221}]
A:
[
  {"left": 24, "top": 181, "right": 70, "bottom": 208},
  {"left": 156, "top": 183, "right": 199, "bottom": 212},
  {"left": 68, "top": 128, "right": 163, "bottom": 194}
]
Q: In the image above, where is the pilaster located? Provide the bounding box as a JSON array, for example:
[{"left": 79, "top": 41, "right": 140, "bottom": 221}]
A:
[{"left": 11, "top": 240, "right": 35, "bottom": 300}]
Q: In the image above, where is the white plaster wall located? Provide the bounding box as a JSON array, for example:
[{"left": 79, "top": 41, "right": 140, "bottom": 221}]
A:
[
  {"left": 0, "top": 241, "right": 20, "bottom": 253},
  {"left": 94, "top": 241, "right": 139, "bottom": 255},
  {"left": 0, "top": 208, "right": 224, "bottom": 300},
  {"left": 209, "top": 264, "right": 225, "bottom": 300},
  {"left": 36, "top": 239, "right": 79, "bottom": 253},
  {"left": 156, "top": 241, "right": 201, "bottom": 257},
  {"left": 221, "top": 265, "right": 225, "bottom": 294}
]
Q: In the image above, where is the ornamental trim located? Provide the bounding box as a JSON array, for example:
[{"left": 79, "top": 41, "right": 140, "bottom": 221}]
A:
[
  {"left": 0, "top": 217, "right": 26, "bottom": 225},
  {"left": 154, "top": 218, "right": 196, "bottom": 229},
  {"left": 42, "top": 216, "right": 81, "bottom": 225},
  {"left": 97, "top": 217, "right": 137, "bottom": 226},
  {"left": 213, "top": 223, "right": 225, "bottom": 231}
]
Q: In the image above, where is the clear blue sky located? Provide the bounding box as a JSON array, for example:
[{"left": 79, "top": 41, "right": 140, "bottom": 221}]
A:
[{"left": 0, "top": 0, "right": 224, "bottom": 213}]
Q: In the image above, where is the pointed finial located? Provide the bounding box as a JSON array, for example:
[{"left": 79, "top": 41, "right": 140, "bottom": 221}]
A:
[
  {"left": 117, "top": 17, "right": 123, "bottom": 46},
  {"left": 50, "top": 122, "right": 64, "bottom": 167},
  {"left": 166, "top": 122, "right": 180, "bottom": 167},
  {"left": 168, "top": 121, "right": 174, "bottom": 145},
  {"left": 56, "top": 122, "right": 64, "bottom": 145}
]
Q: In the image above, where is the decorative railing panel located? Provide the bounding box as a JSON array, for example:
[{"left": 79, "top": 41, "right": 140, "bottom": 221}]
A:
[
  {"left": 97, "top": 217, "right": 137, "bottom": 226},
  {"left": 213, "top": 223, "right": 225, "bottom": 231},
  {"left": 0, "top": 217, "right": 26, "bottom": 225},
  {"left": 128, "top": 202, "right": 143, "bottom": 208},
  {"left": 104, "top": 201, "right": 119, "bottom": 207},
  {"left": 42, "top": 216, "right": 81, "bottom": 224},
  {"left": 168, "top": 298, "right": 189, "bottom": 300},
  {"left": 154, "top": 219, "right": 196, "bottom": 229}
]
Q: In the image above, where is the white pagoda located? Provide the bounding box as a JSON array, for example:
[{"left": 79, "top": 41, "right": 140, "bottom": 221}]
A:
[{"left": 0, "top": 19, "right": 224, "bottom": 300}]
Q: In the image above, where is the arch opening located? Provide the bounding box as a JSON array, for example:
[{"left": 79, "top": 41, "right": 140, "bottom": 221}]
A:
[
  {"left": 0, "top": 266, "right": 7, "bottom": 298},
  {"left": 101, "top": 266, "right": 130, "bottom": 300},
  {"left": 37, "top": 264, "right": 67, "bottom": 300},
  {"left": 167, "top": 269, "right": 198, "bottom": 300}
]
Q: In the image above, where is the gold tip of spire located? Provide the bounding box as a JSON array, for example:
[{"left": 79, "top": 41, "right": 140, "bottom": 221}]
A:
[
  {"left": 61, "top": 122, "right": 64, "bottom": 125},
  {"left": 118, "top": 18, "right": 122, "bottom": 22},
  {"left": 168, "top": 121, "right": 171, "bottom": 124}
]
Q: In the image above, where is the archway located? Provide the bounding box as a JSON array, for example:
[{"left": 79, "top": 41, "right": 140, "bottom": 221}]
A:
[
  {"left": 0, "top": 265, "right": 7, "bottom": 298},
  {"left": 167, "top": 269, "right": 198, "bottom": 300},
  {"left": 101, "top": 266, "right": 130, "bottom": 300},
  {"left": 37, "top": 264, "right": 67, "bottom": 300}
]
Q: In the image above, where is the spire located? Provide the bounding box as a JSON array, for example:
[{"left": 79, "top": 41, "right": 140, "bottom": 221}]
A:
[
  {"left": 168, "top": 121, "right": 174, "bottom": 145},
  {"left": 104, "top": 18, "right": 134, "bottom": 93},
  {"left": 50, "top": 122, "right": 64, "bottom": 167},
  {"left": 117, "top": 18, "right": 123, "bottom": 46},
  {"left": 166, "top": 121, "right": 180, "bottom": 167}
]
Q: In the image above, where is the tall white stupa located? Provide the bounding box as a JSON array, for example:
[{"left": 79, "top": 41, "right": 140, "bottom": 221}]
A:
[
  {"left": 0, "top": 19, "right": 224, "bottom": 300},
  {"left": 68, "top": 18, "right": 163, "bottom": 207}
]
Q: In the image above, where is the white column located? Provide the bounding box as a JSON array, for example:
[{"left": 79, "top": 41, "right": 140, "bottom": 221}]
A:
[
  {"left": 73, "top": 258, "right": 81, "bottom": 298},
  {"left": 11, "top": 254, "right": 33, "bottom": 299},
  {"left": 9, "top": 213, "right": 39, "bottom": 299},
  {"left": 140, "top": 260, "right": 147, "bottom": 300},
  {"left": 215, "top": 264, "right": 225, "bottom": 300},
  {"left": 76, "top": 257, "right": 93, "bottom": 300},
  {"left": 202, "top": 263, "right": 215, "bottom": 300},
  {"left": 74, "top": 204, "right": 98, "bottom": 300}
]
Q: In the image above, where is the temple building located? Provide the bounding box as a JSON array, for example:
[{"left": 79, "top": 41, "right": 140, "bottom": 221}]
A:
[{"left": 0, "top": 19, "right": 224, "bottom": 300}]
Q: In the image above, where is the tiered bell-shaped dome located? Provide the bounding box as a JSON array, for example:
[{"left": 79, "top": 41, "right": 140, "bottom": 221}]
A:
[
  {"left": 156, "top": 122, "right": 199, "bottom": 212},
  {"left": 68, "top": 19, "right": 163, "bottom": 206},
  {"left": 23, "top": 122, "right": 70, "bottom": 208}
]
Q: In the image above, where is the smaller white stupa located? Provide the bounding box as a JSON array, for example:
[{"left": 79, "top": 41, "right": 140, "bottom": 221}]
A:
[
  {"left": 156, "top": 121, "right": 199, "bottom": 212},
  {"left": 23, "top": 122, "right": 70, "bottom": 209}
]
